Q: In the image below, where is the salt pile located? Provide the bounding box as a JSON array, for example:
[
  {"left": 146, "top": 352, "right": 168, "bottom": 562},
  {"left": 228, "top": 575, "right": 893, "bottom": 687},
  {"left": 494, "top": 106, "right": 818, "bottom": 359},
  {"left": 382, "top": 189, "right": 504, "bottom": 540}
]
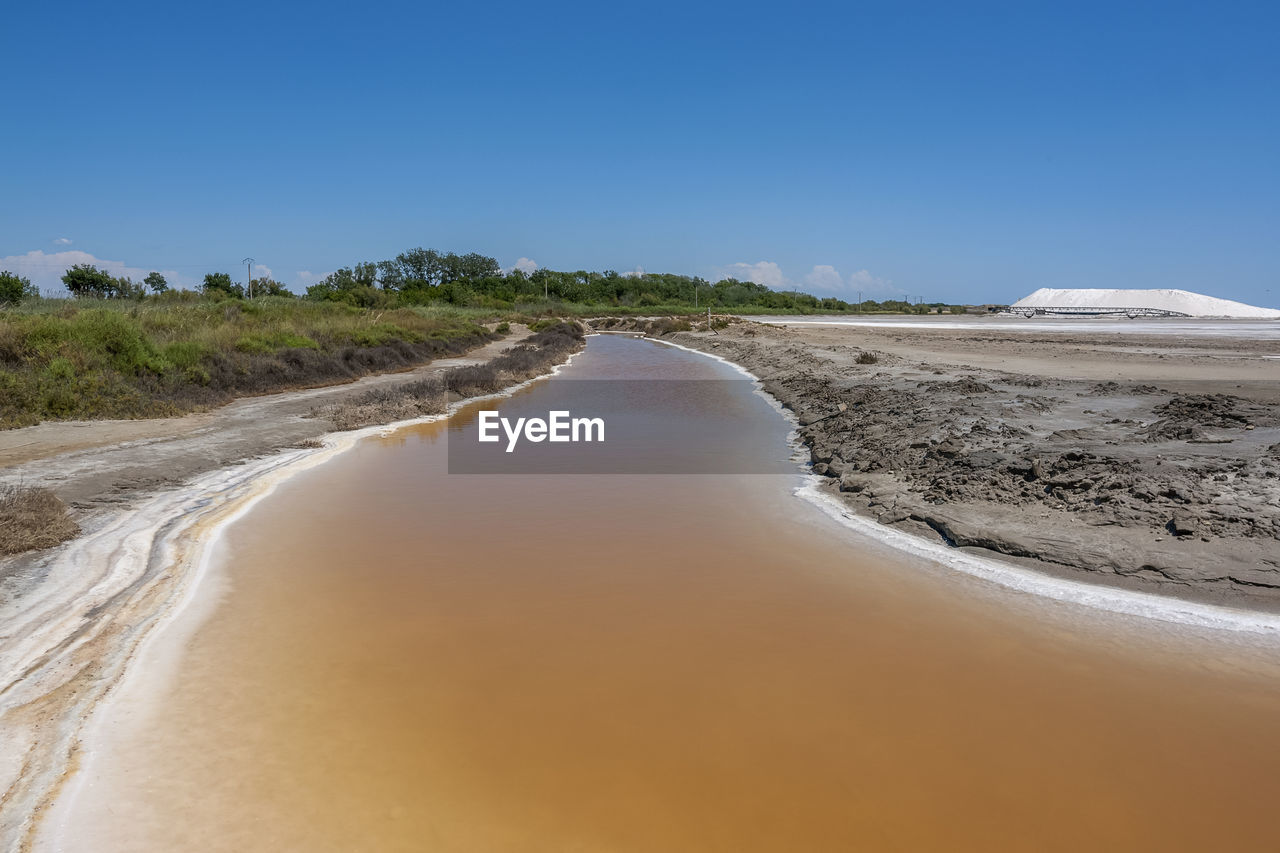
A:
[{"left": 1012, "top": 288, "right": 1280, "bottom": 319}]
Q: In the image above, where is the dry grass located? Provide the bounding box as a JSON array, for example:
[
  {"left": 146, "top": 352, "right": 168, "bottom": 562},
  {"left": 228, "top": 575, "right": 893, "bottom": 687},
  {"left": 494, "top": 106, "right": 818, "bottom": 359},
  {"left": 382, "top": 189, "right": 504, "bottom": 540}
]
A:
[
  {"left": 317, "top": 322, "right": 585, "bottom": 431},
  {"left": 323, "top": 378, "right": 449, "bottom": 431},
  {"left": 0, "top": 484, "right": 80, "bottom": 556}
]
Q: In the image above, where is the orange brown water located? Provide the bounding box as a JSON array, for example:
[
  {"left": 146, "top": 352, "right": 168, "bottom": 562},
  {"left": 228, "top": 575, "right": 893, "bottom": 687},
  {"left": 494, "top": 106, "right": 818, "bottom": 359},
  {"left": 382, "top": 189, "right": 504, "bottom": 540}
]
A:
[{"left": 52, "top": 336, "right": 1280, "bottom": 851}]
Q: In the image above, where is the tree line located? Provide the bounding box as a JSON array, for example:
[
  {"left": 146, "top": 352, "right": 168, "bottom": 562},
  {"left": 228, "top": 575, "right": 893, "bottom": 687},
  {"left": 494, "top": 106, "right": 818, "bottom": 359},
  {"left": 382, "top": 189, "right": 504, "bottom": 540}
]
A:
[
  {"left": 1, "top": 247, "right": 957, "bottom": 313},
  {"left": 299, "top": 247, "right": 941, "bottom": 312}
]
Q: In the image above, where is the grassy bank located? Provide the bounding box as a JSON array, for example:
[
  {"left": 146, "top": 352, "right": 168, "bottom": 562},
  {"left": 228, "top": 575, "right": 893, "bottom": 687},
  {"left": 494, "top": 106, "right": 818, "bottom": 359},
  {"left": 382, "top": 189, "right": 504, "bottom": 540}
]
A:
[
  {"left": 0, "top": 298, "right": 496, "bottom": 428},
  {"left": 0, "top": 277, "right": 943, "bottom": 429}
]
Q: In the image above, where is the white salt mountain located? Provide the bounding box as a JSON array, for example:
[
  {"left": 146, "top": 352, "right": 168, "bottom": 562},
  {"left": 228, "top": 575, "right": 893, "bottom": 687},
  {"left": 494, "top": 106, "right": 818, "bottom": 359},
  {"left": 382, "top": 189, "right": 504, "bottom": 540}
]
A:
[{"left": 1012, "top": 288, "right": 1280, "bottom": 319}]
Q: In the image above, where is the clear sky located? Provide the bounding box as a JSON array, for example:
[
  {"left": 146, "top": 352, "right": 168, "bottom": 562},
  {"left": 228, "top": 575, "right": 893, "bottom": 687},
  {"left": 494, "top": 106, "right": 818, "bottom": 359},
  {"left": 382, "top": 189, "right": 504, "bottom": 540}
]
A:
[{"left": 3, "top": 0, "right": 1277, "bottom": 306}]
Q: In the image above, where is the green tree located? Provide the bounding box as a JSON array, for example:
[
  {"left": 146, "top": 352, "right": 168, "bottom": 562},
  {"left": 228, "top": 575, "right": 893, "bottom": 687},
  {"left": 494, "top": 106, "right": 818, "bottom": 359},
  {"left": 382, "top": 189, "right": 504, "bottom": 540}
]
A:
[
  {"left": 441, "top": 251, "right": 500, "bottom": 282},
  {"left": 250, "top": 278, "right": 293, "bottom": 297},
  {"left": 113, "top": 277, "right": 148, "bottom": 299},
  {"left": 62, "top": 264, "right": 117, "bottom": 298},
  {"left": 201, "top": 272, "right": 244, "bottom": 298},
  {"left": 392, "top": 247, "right": 443, "bottom": 288},
  {"left": 144, "top": 271, "right": 168, "bottom": 294},
  {"left": 305, "top": 268, "right": 386, "bottom": 306},
  {"left": 0, "top": 270, "right": 37, "bottom": 305}
]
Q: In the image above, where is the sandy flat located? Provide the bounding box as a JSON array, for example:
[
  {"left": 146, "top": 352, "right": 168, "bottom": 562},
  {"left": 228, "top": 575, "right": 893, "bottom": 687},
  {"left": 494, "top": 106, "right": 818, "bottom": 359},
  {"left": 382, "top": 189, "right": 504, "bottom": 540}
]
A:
[{"left": 673, "top": 316, "right": 1280, "bottom": 609}]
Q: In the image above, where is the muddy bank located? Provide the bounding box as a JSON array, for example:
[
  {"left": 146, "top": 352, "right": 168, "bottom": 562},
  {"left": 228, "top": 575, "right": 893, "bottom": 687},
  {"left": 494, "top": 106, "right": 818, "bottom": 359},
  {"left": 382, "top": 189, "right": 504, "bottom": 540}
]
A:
[
  {"left": 666, "top": 320, "right": 1280, "bottom": 610},
  {"left": 0, "top": 324, "right": 584, "bottom": 850}
]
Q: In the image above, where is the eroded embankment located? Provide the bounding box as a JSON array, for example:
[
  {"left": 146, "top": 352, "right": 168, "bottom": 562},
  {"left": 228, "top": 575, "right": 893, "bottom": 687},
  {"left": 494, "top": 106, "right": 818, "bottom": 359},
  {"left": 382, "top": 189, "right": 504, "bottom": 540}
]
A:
[
  {"left": 664, "top": 323, "right": 1280, "bottom": 611},
  {"left": 0, "top": 324, "right": 585, "bottom": 851}
]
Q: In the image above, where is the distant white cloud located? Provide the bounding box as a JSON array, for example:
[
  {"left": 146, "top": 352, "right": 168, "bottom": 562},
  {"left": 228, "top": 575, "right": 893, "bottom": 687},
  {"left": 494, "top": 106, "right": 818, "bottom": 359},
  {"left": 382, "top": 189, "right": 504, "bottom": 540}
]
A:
[
  {"left": 718, "top": 261, "right": 787, "bottom": 288},
  {"left": 296, "top": 270, "right": 334, "bottom": 286},
  {"left": 513, "top": 257, "right": 538, "bottom": 275},
  {"left": 53, "top": 237, "right": 72, "bottom": 245},
  {"left": 253, "top": 263, "right": 274, "bottom": 280},
  {"left": 620, "top": 265, "right": 646, "bottom": 278},
  {"left": 845, "top": 268, "right": 900, "bottom": 297},
  {"left": 0, "top": 250, "right": 189, "bottom": 295},
  {"left": 717, "top": 260, "right": 901, "bottom": 298},
  {"left": 803, "top": 264, "right": 843, "bottom": 291}
]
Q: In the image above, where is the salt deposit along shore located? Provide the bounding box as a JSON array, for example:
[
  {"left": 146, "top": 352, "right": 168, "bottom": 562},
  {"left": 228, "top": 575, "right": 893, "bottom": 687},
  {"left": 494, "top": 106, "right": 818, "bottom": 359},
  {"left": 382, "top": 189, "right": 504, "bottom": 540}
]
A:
[
  {"left": 668, "top": 317, "right": 1280, "bottom": 610},
  {"left": 0, "top": 325, "right": 586, "bottom": 850}
]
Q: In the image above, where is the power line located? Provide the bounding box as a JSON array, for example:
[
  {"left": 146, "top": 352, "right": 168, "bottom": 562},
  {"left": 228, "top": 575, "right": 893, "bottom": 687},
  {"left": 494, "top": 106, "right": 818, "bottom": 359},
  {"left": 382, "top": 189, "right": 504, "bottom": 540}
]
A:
[{"left": 0, "top": 260, "right": 255, "bottom": 269}]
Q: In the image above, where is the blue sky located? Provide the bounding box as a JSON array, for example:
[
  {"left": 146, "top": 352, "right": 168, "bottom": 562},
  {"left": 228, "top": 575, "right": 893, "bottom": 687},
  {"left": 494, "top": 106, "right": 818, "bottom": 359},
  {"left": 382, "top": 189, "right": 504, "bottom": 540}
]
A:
[{"left": 3, "top": 0, "right": 1277, "bottom": 305}]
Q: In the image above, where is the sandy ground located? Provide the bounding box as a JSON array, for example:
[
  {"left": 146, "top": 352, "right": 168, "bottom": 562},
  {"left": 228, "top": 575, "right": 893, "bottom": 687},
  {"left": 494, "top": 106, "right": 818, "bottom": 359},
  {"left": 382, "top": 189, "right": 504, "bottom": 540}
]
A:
[{"left": 672, "top": 318, "right": 1280, "bottom": 610}]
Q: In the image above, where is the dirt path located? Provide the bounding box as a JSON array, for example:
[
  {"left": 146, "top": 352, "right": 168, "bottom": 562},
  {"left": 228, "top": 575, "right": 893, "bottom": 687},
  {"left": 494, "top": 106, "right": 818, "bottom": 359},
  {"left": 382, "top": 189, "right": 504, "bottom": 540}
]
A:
[{"left": 0, "top": 327, "right": 528, "bottom": 509}]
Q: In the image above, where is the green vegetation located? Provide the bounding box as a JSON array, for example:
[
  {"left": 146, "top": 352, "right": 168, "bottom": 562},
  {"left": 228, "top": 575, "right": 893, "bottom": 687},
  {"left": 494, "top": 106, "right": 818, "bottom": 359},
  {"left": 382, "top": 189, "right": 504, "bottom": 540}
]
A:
[
  {"left": 15, "top": 248, "right": 965, "bottom": 317},
  {"left": 0, "top": 298, "right": 494, "bottom": 428},
  {"left": 0, "top": 245, "right": 970, "bottom": 428},
  {"left": 144, "top": 271, "right": 168, "bottom": 294},
  {"left": 1, "top": 271, "right": 38, "bottom": 306},
  {"left": 295, "top": 247, "right": 963, "bottom": 314},
  {"left": 7, "top": 247, "right": 969, "bottom": 317}
]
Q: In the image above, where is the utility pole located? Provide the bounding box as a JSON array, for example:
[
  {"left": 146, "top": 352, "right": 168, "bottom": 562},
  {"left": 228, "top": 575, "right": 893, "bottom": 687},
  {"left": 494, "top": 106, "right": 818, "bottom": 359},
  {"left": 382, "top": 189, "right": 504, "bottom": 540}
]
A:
[
  {"left": 857, "top": 290, "right": 862, "bottom": 313},
  {"left": 243, "top": 257, "right": 255, "bottom": 299}
]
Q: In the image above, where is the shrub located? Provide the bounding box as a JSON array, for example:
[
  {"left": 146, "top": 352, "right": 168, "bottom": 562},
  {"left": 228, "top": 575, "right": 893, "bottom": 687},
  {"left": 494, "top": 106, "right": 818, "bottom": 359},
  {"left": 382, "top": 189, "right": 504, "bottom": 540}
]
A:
[
  {"left": 69, "top": 310, "right": 165, "bottom": 374},
  {"left": 202, "top": 272, "right": 244, "bottom": 299},
  {"left": 343, "top": 324, "right": 418, "bottom": 348},
  {"left": 855, "top": 351, "right": 879, "bottom": 364},
  {"left": 646, "top": 317, "right": 692, "bottom": 336},
  {"left": 444, "top": 364, "right": 502, "bottom": 395},
  {"left": 0, "top": 484, "right": 80, "bottom": 556},
  {"left": 162, "top": 340, "right": 208, "bottom": 369},
  {"left": 495, "top": 321, "right": 510, "bottom": 333},
  {"left": 234, "top": 333, "right": 320, "bottom": 354},
  {"left": 46, "top": 357, "right": 76, "bottom": 382},
  {"left": 318, "top": 377, "right": 448, "bottom": 430},
  {"left": 0, "top": 271, "right": 37, "bottom": 306}
]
